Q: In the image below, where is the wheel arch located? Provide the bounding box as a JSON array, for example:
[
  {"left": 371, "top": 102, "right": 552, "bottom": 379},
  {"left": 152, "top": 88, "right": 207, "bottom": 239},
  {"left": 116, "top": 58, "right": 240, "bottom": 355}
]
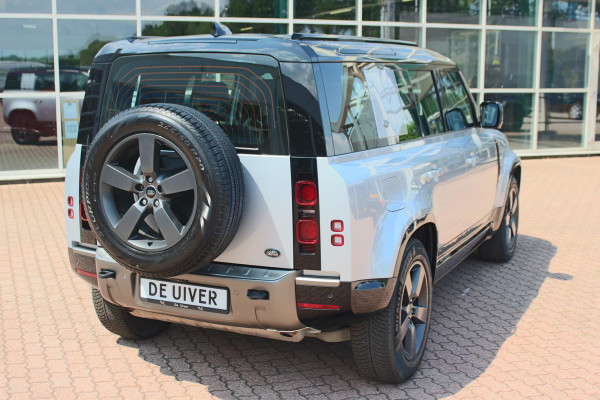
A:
[
  {"left": 392, "top": 215, "right": 438, "bottom": 281},
  {"left": 8, "top": 108, "right": 37, "bottom": 125},
  {"left": 512, "top": 164, "right": 521, "bottom": 188}
]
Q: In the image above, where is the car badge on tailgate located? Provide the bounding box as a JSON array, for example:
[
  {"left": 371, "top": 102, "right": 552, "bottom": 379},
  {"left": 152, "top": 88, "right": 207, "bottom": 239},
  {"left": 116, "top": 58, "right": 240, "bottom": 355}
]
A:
[{"left": 265, "top": 249, "right": 280, "bottom": 258}]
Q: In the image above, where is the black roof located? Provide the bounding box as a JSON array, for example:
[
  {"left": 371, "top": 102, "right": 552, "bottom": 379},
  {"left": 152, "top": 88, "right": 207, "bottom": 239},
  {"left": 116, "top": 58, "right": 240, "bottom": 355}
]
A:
[{"left": 94, "top": 33, "right": 455, "bottom": 66}]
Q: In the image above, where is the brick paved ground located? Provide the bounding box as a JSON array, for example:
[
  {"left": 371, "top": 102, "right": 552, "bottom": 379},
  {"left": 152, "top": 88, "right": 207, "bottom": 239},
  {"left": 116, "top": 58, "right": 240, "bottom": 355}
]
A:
[{"left": 1, "top": 156, "right": 599, "bottom": 399}]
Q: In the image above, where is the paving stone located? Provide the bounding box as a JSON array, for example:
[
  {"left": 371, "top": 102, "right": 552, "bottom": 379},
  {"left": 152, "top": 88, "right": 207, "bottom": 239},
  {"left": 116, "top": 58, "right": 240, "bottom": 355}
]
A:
[{"left": 0, "top": 157, "right": 599, "bottom": 398}]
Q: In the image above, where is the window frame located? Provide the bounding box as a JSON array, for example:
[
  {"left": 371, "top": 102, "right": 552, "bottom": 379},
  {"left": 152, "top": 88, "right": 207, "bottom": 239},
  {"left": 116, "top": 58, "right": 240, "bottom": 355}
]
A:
[
  {"left": 434, "top": 67, "right": 480, "bottom": 132},
  {"left": 322, "top": 61, "right": 454, "bottom": 156}
]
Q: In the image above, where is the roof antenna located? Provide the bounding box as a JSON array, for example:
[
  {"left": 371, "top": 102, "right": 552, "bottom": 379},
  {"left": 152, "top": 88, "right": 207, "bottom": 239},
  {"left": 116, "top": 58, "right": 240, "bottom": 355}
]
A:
[{"left": 211, "top": 22, "right": 232, "bottom": 38}]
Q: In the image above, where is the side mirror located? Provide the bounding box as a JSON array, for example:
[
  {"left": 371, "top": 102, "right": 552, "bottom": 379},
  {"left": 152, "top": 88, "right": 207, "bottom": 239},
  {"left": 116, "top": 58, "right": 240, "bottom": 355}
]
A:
[{"left": 480, "top": 101, "right": 503, "bottom": 129}]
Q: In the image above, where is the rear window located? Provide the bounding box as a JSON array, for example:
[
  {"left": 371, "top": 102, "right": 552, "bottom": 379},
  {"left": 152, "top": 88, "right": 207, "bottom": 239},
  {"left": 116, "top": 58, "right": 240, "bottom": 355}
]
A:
[{"left": 100, "top": 53, "right": 288, "bottom": 155}]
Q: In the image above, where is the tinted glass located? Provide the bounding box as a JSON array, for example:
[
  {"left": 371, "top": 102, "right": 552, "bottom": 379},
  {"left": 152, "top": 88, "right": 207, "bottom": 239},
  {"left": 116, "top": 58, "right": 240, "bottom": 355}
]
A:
[
  {"left": 426, "top": 28, "right": 479, "bottom": 88},
  {"left": 538, "top": 93, "right": 584, "bottom": 148},
  {"left": 141, "top": 0, "right": 214, "bottom": 16},
  {"left": 222, "top": 0, "right": 287, "bottom": 18},
  {"left": 487, "top": 0, "right": 537, "bottom": 25},
  {"left": 485, "top": 30, "right": 535, "bottom": 88},
  {"left": 295, "top": 0, "right": 356, "bottom": 20},
  {"left": 101, "top": 54, "right": 288, "bottom": 155},
  {"left": 0, "top": 0, "right": 51, "bottom": 13},
  {"left": 142, "top": 21, "right": 213, "bottom": 36},
  {"left": 322, "top": 63, "right": 443, "bottom": 154},
  {"left": 362, "top": 26, "right": 421, "bottom": 46},
  {"left": 294, "top": 24, "right": 356, "bottom": 36},
  {"left": 427, "top": 0, "right": 479, "bottom": 24},
  {"left": 60, "top": 71, "right": 88, "bottom": 92},
  {"left": 142, "top": 21, "right": 287, "bottom": 35},
  {"left": 58, "top": 20, "right": 136, "bottom": 72},
  {"left": 485, "top": 93, "right": 533, "bottom": 150},
  {"left": 223, "top": 23, "right": 288, "bottom": 34},
  {"left": 0, "top": 96, "right": 58, "bottom": 171},
  {"left": 437, "top": 71, "right": 475, "bottom": 130},
  {"left": 4, "top": 70, "right": 53, "bottom": 91},
  {"left": 540, "top": 32, "right": 588, "bottom": 88},
  {"left": 0, "top": 19, "right": 53, "bottom": 91},
  {"left": 543, "top": 0, "right": 591, "bottom": 28},
  {"left": 56, "top": 0, "right": 135, "bottom": 15},
  {"left": 410, "top": 70, "right": 444, "bottom": 136},
  {"left": 363, "top": 0, "right": 421, "bottom": 22}
]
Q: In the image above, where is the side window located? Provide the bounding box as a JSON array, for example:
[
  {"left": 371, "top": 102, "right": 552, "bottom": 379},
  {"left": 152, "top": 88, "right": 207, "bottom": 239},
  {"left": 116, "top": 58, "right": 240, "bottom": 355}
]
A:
[
  {"left": 34, "top": 72, "right": 54, "bottom": 91},
  {"left": 408, "top": 70, "right": 444, "bottom": 136},
  {"left": 437, "top": 71, "right": 476, "bottom": 131},
  {"left": 323, "top": 62, "right": 424, "bottom": 154},
  {"left": 61, "top": 71, "right": 88, "bottom": 92}
]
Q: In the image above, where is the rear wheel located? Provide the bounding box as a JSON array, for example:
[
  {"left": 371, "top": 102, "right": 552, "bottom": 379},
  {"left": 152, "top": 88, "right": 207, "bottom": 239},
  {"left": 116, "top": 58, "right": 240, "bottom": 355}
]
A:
[
  {"left": 351, "top": 238, "right": 433, "bottom": 383},
  {"left": 92, "top": 288, "right": 169, "bottom": 339},
  {"left": 479, "top": 176, "right": 519, "bottom": 262},
  {"left": 10, "top": 112, "right": 40, "bottom": 144}
]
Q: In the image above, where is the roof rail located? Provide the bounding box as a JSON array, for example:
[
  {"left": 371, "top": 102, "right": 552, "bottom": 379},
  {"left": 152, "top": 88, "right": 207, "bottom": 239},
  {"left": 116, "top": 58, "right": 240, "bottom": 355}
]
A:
[{"left": 290, "top": 33, "right": 417, "bottom": 47}]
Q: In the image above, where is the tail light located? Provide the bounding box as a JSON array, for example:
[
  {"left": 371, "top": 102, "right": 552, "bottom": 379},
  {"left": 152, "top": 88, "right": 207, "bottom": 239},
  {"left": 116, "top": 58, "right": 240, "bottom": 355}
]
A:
[
  {"left": 330, "top": 220, "right": 345, "bottom": 246},
  {"left": 80, "top": 201, "right": 88, "bottom": 222},
  {"left": 296, "top": 302, "right": 339, "bottom": 310},
  {"left": 295, "top": 181, "right": 317, "bottom": 206},
  {"left": 331, "top": 234, "right": 344, "bottom": 246},
  {"left": 294, "top": 178, "right": 319, "bottom": 254},
  {"left": 67, "top": 196, "right": 74, "bottom": 219},
  {"left": 297, "top": 219, "right": 319, "bottom": 244}
]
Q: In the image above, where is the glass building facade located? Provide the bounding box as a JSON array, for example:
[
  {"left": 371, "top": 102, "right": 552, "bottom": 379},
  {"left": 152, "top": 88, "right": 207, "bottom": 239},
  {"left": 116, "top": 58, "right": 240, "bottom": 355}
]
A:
[{"left": 1, "top": 0, "right": 599, "bottom": 179}]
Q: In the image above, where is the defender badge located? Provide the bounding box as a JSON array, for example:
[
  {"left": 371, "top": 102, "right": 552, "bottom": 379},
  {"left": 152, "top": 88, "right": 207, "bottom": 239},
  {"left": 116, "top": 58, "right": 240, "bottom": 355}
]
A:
[{"left": 265, "top": 249, "right": 280, "bottom": 258}]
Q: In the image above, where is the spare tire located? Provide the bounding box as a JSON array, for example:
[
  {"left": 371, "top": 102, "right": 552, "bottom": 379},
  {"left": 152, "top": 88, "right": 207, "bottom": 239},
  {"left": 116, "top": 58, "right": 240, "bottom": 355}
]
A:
[{"left": 83, "top": 104, "right": 244, "bottom": 278}]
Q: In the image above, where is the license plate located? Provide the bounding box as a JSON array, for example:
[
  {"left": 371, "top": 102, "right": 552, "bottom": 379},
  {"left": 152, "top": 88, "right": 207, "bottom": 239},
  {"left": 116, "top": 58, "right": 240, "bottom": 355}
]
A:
[{"left": 140, "top": 278, "right": 229, "bottom": 313}]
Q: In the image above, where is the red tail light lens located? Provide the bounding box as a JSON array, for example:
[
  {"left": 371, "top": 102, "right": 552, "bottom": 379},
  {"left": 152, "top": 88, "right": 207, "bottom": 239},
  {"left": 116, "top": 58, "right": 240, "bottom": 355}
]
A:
[
  {"left": 296, "top": 218, "right": 319, "bottom": 244},
  {"left": 80, "top": 201, "right": 88, "bottom": 222},
  {"left": 67, "top": 196, "right": 74, "bottom": 207},
  {"left": 296, "top": 302, "right": 340, "bottom": 310},
  {"left": 331, "top": 234, "right": 344, "bottom": 246},
  {"left": 295, "top": 180, "right": 317, "bottom": 206},
  {"left": 331, "top": 220, "right": 344, "bottom": 232},
  {"left": 68, "top": 209, "right": 75, "bottom": 219}
]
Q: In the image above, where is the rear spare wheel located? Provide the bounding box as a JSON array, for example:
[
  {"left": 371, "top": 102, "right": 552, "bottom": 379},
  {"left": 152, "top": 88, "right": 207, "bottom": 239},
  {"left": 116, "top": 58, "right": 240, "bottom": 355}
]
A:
[{"left": 83, "top": 104, "right": 244, "bottom": 278}]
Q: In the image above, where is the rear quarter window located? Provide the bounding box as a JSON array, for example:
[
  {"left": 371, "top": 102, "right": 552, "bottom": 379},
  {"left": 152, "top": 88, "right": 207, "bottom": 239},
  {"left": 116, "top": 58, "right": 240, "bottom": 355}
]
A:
[
  {"left": 100, "top": 53, "right": 288, "bottom": 155},
  {"left": 321, "top": 62, "right": 444, "bottom": 155}
]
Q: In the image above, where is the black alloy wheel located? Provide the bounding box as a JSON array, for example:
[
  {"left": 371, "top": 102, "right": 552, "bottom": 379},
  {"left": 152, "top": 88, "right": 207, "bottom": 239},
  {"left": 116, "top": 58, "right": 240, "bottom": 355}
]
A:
[
  {"left": 99, "top": 133, "right": 203, "bottom": 252},
  {"left": 351, "top": 238, "right": 433, "bottom": 383},
  {"left": 479, "top": 175, "right": 519, "bottom": 262},
  {"left": 396, "top": 258, "right": 430, "bottom": 361}
]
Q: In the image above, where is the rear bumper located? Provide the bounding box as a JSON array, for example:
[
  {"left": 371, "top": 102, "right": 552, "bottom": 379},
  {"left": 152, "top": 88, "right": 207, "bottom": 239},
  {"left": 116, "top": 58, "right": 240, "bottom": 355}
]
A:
[
  {"left": 95, "top": 248, "right": 305, "bottom": 332},
  {"left": 68, "top": 245, "right": 397, "bottom": 338}
]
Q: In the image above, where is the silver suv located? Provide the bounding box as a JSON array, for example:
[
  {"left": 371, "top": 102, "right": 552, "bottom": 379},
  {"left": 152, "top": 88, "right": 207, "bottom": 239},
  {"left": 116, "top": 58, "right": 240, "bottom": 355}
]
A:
[{"left": 65, "top": 26, "right": 521, "bottom": 383}]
